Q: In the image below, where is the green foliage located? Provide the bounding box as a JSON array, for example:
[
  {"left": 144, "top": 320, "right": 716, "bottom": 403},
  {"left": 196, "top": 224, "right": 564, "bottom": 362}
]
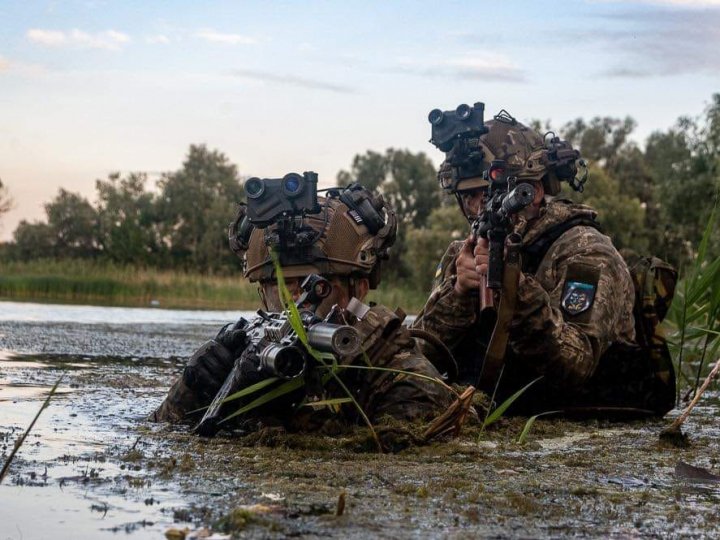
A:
[
  {"left": 566, "top": 166, "right": 648, "bottom": 252},
  {"left": 45, "top": 188, "right": 98, "bottom": 256},
  {"left": 12, "top": 220, "right": 55, "bottom": 260},
  {"left": 157, "top": 144, "right": 244, "bottom": 271},
  {"left": 481, "top": 376, "right": 542, "bottom": 431},
  {"left": 95, "top": 172, "right": 160, "bottom": 265},
  {"left": 665, "top": 206, "right": 720, "bottom": 401},
  {"left": 337, "top": 147, "right": 442, "bottom": 278},
  {"left": 405, "top": 205, "right": 468, "bottom": 291},
  {"left": 517, "top": 411, "right": 560, "bottom": 445},
  {"left": 0, "top": 259, "right": 259, "bottom": 309}
]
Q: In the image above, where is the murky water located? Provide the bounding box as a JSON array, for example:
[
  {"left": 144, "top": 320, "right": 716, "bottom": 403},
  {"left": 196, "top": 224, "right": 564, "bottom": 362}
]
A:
[{"left": 1, "top": 300, "right": 719, "bottom": 539}]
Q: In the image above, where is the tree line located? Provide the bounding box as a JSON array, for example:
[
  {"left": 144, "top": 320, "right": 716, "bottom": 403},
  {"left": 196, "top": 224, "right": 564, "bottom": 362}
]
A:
[{"left": 1, "top": 94, "right": 719, "bottom": 290}]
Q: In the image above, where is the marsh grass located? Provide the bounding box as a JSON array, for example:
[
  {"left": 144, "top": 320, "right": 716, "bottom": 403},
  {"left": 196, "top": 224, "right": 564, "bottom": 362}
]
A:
[
  {"left": 0, "top": 259, "right": 428, "bottom": 311},
  {"left": 0, "top": 375, "right": 64, "bottom": 484},
  {"left": 665, "top": 206, "right": 720, "bottom": 403},
  {"left": 480, "top": 376, "right": 542, "bottom": 433}
]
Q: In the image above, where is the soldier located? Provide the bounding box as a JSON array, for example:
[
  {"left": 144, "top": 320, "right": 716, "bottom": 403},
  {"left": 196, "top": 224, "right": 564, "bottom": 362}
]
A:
[
  {"left": 413, "top": 109, "right": 675, "bottom": 416},
  {"left": 151, "top": 183, "right": 454, "bottom": 428}
]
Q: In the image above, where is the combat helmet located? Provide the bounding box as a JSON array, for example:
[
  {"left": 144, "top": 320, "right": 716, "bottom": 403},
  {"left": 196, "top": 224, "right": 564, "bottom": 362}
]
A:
[
  {"left": 438, "top": 110, "right": 585, "bottom": 196},
  {"left": 228, "top": 183, "right": 397, "bottom": 289}
]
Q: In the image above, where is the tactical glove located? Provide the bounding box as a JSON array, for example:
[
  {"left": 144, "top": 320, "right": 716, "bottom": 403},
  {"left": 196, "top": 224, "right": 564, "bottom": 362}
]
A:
[{"left": 181, "top": 318, "right": 249, "bottom": 403}]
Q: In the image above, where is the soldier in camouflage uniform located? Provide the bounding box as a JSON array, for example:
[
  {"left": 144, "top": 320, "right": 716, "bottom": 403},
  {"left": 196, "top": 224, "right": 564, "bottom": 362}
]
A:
[
  {"left": 152, "top": 184, "right": 454, "bottom": 427},
  {"left": 413, "top": 111, "right": 675, "bottom": 415}
]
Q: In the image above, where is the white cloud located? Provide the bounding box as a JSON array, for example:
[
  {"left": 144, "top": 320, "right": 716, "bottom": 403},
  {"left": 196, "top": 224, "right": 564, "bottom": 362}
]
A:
[
  {"left": 146, "top": 34, "right": 170, "bottom": 45},
  {"left": 27, "top": 28, "right": 130, "bottom": 51},
  {"left": 447, "top": 53, "right": 525, "bottom": 81},
  {"left": 195, "top": 29, "right": 256, "bottom": 45},
  {"left": 27, "top": 29, "right": 66, "bottom": 46},
  {"left": 394, "top": 52, "right": 525, "bottom": 82},
  {"left": 0, "top": 56, "right": 9, "bottom": 71}
]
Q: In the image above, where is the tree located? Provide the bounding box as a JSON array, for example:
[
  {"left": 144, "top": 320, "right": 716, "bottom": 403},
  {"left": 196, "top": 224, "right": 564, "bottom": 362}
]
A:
[
  {"left": 157, "top": 144, "right": 244, "bottom": 271},
  {"left": 338, "top": 148, "right": 440, "bottom": 228},
  {"left": 45, "top": 189, "right": 98, "bottom": 257},
  {"left": 96, "top": 172, "right": 160, "bottom": 265},
  {"left": 337, "top": 148, "right": 442, "bottom": 278},
  {"left": 12, "top": 220, "right": 55, "bottom": 260},
  {"left": 646, "top": 94, "right": 720, "bottom": 265},
  {"left": 405, "top": 205, "right": 468, "bottom": 291},
  {"left": 0, "top": 177, "right": 13, "bottom": 219},
  {"left": 566, "top": 166, "right": 648, "bottom": 253}
]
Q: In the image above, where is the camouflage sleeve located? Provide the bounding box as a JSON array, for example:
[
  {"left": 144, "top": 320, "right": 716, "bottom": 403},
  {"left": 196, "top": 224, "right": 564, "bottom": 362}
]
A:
[
  {"left": 363, "top": 345, "right": 454, "bottom": 422},
  {"left": 510, "top": 226, "right": 635, "bottom": 387},
  {"left": 411, "top": 240, "right": 479, "bottom": 355},
  {"left": 149, "top": 376, "right": 205, "bottom": 423}
]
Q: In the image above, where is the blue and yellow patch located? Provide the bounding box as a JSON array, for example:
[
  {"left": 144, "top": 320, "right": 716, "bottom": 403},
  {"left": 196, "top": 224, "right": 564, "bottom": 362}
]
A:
[{"left": 561, "top": 280, "right": 596, "bottom": 316}]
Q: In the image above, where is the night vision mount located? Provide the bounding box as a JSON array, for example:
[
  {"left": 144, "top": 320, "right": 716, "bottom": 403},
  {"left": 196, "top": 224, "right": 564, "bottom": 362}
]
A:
[
  {"left": 228, "top": 171, "right": 322, "bottom": 258},
  {"left": 543, "top": 132, "right": 588, "bottom": 193},
  {"left": 228, "top": 173, "right": 392, "bottom": 265},
  {"left": 428, "top": 102, "right": 489, "bottom": 189}
]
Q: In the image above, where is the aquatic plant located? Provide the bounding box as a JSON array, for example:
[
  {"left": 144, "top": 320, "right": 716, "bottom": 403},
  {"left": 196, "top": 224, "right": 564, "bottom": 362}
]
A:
[
  {"left": 480, "top": 375, "right": 542, "bottom": 432},
  {"left": 0, "top": 375, "right": 64, "bottom": 484},
  {"left": 665, "top": 205, "right": 720, "bottom": 404}
]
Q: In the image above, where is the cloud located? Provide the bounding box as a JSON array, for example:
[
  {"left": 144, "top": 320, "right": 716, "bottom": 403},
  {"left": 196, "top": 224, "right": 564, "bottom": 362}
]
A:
[
  {"left": 196, "top": 29, "right": 256, "bottom": 45},
  {"left": 26, "top": 29, "right": 66, "bottom": 46},
  {"left": 394, "top": 52, "right": 526, "bottom": 82},
  {"left": 0, "top": 56, "right": 9, "bottom": 72},
  {"left": 590, "top": 7, "right": 720, "bottom": 77},
  {"left": 27, "top": 28, "right": 130, "bottom": 50},
  {"left": 231, "top": 69, "right": 356, "bottom": 94},
  {"left": 146, "top": 34, "right": 170, "bottom": 45}
]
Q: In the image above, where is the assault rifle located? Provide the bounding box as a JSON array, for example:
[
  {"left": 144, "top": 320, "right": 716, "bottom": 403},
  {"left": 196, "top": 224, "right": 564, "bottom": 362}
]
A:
[
  {"left": 472, "top": 160, "right": 536, "bottom": 312},
  {"left": 471, "top": 160, "right": 535, "bottom": 388},
  {"left": 195, "top": 274, "right": 361, "bottom": 437}
]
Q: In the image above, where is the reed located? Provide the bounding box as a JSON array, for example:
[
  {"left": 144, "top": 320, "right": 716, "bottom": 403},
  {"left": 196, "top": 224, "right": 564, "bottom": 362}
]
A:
[{"left": 0, "top": 259, "right": 429, "bottom": 311}]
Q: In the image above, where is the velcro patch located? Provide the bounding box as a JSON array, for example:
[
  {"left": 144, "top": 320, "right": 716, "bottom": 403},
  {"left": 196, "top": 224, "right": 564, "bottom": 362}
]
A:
[
  {"left": 561, "top": 281, "right": 596, "bottom": 316},
  {"left": 348, "top": 209, "right": 363, "bottom": 225}
]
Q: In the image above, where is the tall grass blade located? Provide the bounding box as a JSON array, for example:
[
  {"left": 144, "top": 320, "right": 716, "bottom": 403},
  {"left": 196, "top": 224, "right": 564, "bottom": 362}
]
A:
[
  {"left": 316, "top": 364, "right": 456, "bottom": 394},
  {"left": 270, "top": 253, "right": 382, "bottom": 451},
  {"left": 481, "top": 376, "right": 542, "bottom": 430},
  {"left": 302, "top": 397, "right": 354, "bottom": 410},
  {"left": 517, "top": 411, "right": 561, "bottom": 445},
  {"left": 221, "top": 377, "right": 306, "bottom": 423},
  {"left": 0, "top": 375, "right": 64, "bottom": 484}
]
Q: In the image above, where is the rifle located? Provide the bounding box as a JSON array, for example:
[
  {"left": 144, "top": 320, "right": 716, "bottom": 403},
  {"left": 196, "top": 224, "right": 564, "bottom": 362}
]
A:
[
  {"left": 471, "top": 160, "right": 535, "bottom": 388},
  {"left": 195, "top": 275, "right": 361, "bottom": 437}
]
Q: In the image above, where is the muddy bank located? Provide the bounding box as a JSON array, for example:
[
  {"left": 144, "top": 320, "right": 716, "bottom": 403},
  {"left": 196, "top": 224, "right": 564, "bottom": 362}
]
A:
[{"left": 1, "top": 301, "right": 719, "bottom": 539}]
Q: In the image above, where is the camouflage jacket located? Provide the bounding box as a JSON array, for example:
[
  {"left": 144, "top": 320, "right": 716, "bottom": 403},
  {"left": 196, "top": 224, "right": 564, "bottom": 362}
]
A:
[
  {"left": 152, "top": 303, "right": 453, "bottom": 427},
  {"left": 412, "top": 198, "right": 640, "bottom": 405}
]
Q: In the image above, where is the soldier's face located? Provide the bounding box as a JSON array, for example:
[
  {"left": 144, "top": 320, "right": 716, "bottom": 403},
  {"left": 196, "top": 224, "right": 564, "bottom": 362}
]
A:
[
  {"left": 458, "top": 188, "right": 488, "bottom": 219},
  {"left": 260, "top": 276, "right": 357, "bottom": 317}
]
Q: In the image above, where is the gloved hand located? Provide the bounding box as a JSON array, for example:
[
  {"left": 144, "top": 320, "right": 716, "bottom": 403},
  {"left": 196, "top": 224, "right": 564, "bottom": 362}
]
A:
[
  {"left": 215, "top": 319, "right": 249, "bottom": 354},
  {"left": 181, "top": 319, "right": 249, "bottom": 402}
]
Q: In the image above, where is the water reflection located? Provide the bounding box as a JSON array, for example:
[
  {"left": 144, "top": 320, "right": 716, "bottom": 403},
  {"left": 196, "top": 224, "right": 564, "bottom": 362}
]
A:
[{"left": 0, "top": 300, "right": 252, "bottom": 325}]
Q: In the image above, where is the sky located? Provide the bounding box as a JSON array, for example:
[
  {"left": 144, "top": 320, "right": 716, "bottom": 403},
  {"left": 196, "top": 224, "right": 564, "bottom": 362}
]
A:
[{"left": 1, "top": 0, "right": 719, "bottom": 240}]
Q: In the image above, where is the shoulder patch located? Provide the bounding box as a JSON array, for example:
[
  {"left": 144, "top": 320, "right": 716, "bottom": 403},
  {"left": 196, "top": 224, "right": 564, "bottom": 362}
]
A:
[
  {"left": 434, "top": 263, "right": 443, "bottom": 280},
  {"left": 561, "top": 281, "right": 596, "bottom": 316}
]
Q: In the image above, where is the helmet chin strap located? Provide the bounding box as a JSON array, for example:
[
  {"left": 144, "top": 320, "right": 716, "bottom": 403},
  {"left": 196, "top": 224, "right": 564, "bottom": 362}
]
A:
[{"left": 348, "top": 277, "right": 357, "bottom": 300}]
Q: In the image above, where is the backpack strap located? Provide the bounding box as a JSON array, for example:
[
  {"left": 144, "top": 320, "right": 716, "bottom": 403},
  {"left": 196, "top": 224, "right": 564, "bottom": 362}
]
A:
[{"left": 522, "top": 216, "right": 602, "bottom": 274}]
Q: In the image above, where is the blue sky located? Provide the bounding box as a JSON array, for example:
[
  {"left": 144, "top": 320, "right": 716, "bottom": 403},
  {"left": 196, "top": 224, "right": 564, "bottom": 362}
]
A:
[{"left": 1, "top": 0, "right": 719, "bottom": 239}]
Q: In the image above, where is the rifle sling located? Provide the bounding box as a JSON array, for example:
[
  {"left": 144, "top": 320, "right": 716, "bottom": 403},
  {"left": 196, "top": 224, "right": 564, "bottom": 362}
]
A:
[
  {"left": 522, "top": 216, "right": 601, "bottom": 274},
  {"left": 477, "top": 235, "right": 522, "bottom": 390}
]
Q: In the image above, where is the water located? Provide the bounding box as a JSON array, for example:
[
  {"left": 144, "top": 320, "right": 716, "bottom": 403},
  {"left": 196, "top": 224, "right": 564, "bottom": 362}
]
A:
[{"left": 1, "top": 301, "right": 719, "bottom": 539}]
